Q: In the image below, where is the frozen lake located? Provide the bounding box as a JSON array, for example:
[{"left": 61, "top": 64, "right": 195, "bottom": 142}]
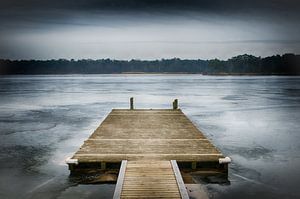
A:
[{"left": 0, "top": 75, "right": 299, "bottom": 199}]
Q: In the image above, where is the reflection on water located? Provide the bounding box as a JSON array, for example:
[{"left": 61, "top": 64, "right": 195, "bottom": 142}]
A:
[{"left": 0, "top": 75, "right": 299, "bottom": 199}]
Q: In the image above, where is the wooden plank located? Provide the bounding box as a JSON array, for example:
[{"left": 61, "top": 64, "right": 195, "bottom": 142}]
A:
[
  {"left": 73, "top": 135, "right": 222, "bottom": 162},
  {"left": 120, "top": 161, "right": 182, "bottom": 199},
  {"left": 87, "top": 138, "right": 208, "bottom": 141},
  {"left": 113, "top": 160, "right": 127, "bottom": 199},
  {"left": 74, "top": 153, "right": 222, "bottom": 163},
  {"left": 171, "top": 160, "right": 189, "bottom": 199}
]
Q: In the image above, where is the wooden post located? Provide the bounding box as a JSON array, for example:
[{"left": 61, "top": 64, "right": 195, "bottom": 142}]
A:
[
  {"left": 101, "top": 162, "right": 106, "bottom": 170},
  {"left": 191, "top": 162, "right": 197, "bottom": 169},
  {"left": 130, "top": 97, "right": 134, "bottom": 110},
  {"left": 68, "top": 164, "right": 74, "bottom": 171},
  {"left": 173, "top": 99, "right": 178, "bottom": 109}
]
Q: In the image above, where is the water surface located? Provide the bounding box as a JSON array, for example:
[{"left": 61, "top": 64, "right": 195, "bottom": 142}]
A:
[{"left": 0, "top": 75, "right": 299, "bottom": 199}]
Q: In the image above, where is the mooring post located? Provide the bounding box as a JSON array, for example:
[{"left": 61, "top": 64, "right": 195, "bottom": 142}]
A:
[
  {"left": 173, "top": 99, "right": 178, "bottom": 109},
  {"left": 130, "top": 97, "right": 134, "bottom": 110}
]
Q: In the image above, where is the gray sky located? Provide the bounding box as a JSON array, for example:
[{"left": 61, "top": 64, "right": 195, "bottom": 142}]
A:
[{"left": 0, "top": 0, "right": 300, "bottom": 60}]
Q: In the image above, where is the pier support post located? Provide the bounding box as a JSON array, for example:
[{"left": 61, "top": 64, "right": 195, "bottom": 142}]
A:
[
  {"left": 130, "top": 97, "right": 134, "bottom": 110},
  {"left": 101, "top": 162, "right": 106, "bottom": 170},
  {"left": 173, "top": 99, "right": 178, "bottom": 109},
  {"left": 191, "top": 162, "right": 197, "bottom": 169}
]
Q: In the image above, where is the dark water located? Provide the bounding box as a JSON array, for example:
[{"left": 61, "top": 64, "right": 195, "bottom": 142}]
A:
[{"left": 0, "top": 75, "right": 299, "bottom": 199}]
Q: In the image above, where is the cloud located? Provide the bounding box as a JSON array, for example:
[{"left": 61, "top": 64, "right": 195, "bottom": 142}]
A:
[
  {"left": 1, "top": 0, "right": 299, "bottom": 11},
  {"left": 1, "top": 0, "right": 300, "bottom": 18},
  {"left": 1, "top": 0, "right": 299, "bottom": 30},
  {"left": 0, "top": 0, "right": 299, "bottom": 59}
]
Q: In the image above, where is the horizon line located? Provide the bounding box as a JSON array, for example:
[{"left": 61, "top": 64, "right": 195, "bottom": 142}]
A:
[{"left": 0, "top": 53, "right": 298, "bottom": 62}]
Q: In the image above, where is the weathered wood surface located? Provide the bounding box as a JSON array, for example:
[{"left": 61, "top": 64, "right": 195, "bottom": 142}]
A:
[
  {"left": 113, "top": 160, "right": 127, "bottom": 199},
  {"left": 69, "top": 108, "right": 227, "bottom": 198},
  {"left": 171, "top": 160, "right": 189, "bottom": 199},
  {"left": 118, "top": 160, "right": 188, "bottom": 199},
  {"left": 71, "top": 109, "right": 224, "bottom": 163}
]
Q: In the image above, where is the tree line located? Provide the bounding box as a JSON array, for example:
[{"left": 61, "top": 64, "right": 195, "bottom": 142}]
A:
[{"left": 0, "top": 53, "right": 299, "bottom": 75}]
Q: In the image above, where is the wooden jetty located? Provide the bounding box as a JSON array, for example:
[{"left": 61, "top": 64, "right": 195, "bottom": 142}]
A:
[{"left": 67, "top": 99, "right": 230, "bottom": 198}]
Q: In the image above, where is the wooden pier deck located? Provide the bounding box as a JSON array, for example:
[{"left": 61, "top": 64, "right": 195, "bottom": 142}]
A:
[
  {"left": 70, "top": 109, "right": 224, "bottom": 163},
  {"left": 67, "top": 106, "right": 230, "bottom": 198}
]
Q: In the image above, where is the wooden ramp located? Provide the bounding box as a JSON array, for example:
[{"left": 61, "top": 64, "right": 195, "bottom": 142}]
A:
[{"left": 113, "top": 160, "right": 189, "bottom": 199}]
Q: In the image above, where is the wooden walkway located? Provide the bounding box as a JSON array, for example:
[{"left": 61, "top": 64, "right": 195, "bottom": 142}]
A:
[
  {"left": 113, "top": 160, "right": 189, "bottom": 199},
  {"left": 67, "top": 107, "right": 230, "bottom": 198}
]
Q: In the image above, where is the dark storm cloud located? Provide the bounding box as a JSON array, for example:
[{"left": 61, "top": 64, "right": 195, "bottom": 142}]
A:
[
  {"left": 1, "top": 0, "right": 300, "bottom": 16},
  {"left": 0, "top": 0, "right": 299, "bottom": 59},
  {"left": 0, "top": 0, "right": 299, "bottom": 30},
  {"left": 0, "top": 0, "right": 298, "bottom": 33}
]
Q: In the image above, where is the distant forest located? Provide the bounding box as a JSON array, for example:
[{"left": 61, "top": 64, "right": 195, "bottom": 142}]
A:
[{"left": 1, "top": 54, "right": 300, "bottom": 75}]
